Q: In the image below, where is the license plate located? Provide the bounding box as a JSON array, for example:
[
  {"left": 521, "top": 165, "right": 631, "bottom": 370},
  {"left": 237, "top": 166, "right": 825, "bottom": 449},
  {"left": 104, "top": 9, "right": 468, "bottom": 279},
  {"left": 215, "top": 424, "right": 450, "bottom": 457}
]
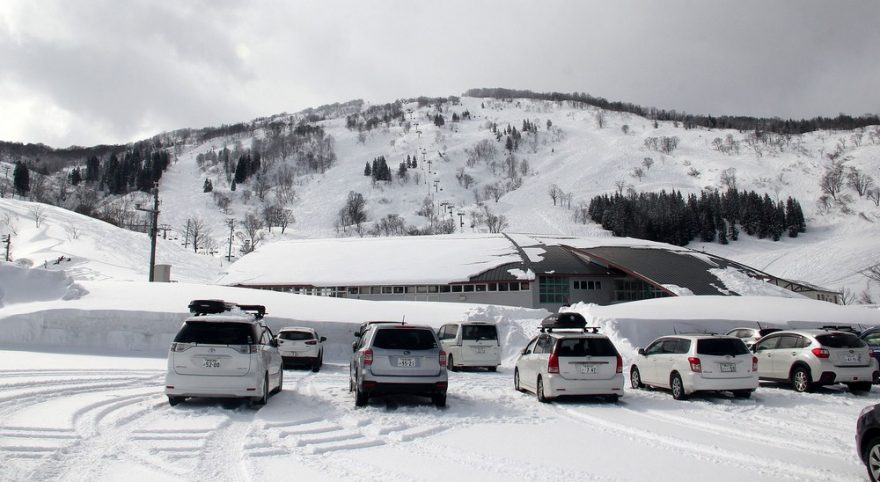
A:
[
  {"left": 720, "top": 363, "right": 736, "bottom": 373},
  {"left": 474, "top": 347, "right": 486, "bottom": 354},
  {"left": 845, "top": 355, "right": 858, "bottom": 363},
  {"left": 204, "top": 359, "right": 220, "bottom": 368},
  {"left": 579, "top": 365, "right": 598, "bottom": 374},
  {"left": 397, "top": 357, "right": 416, "bottom": 368}
]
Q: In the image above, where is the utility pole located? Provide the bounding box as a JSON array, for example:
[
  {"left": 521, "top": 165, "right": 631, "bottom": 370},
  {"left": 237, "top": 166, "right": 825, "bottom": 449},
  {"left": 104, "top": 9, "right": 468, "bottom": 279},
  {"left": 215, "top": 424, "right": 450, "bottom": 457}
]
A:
[
  {"left": 226, "top": 218, "right": 235, "bottom": 262},
  {"left": 458, "top": 212, "right": 465, "bottom": 232},
  {"left": 136, "top": 184, "right": 160, "bottom": 282},
  {"left": 3, "top": 234, "right": 10, "bottom": 261}
]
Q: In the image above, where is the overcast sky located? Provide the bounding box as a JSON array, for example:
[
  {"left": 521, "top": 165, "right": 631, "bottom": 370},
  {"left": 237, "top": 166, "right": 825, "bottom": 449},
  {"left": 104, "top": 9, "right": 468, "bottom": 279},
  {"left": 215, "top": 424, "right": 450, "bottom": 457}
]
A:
[{"left": 1, "top": 0, "right": 878, "bottom": 147}]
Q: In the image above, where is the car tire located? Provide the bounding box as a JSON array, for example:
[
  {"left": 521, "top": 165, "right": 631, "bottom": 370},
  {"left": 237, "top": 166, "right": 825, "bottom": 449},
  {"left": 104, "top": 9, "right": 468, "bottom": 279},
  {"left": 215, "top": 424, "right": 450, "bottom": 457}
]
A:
[
  {"left": 488, "top": 366, "right": 497, "bottom": 372},
  {"left": 670, "top": 372, "right": 688, "bottom": 400},
  {"left": 251, "top": 374, "right": 269, "bottom": 407},
  {"left": 168, "top": 396, "right": 183, "bottom": 406},
  {"left": 355, "top": 384, "right": 368, "bottom": 407},
  {"left": 312, "top": 353, "right": 322, "bottom": 373},
  {"left": 791, "top": 366, "right": 813, "bottom": 393},
  {"left": 272, "top": 370, "right": 283, "bottom": 395},
  {"left": 537, "top": 376, "right": 549, "bottom": 403},
  {"left": 733, "top": 389, "right": 752, "bottom": 399},
  {"left": 848, "top": 382, "right": 872, "bottom": 394},
  {"left": 864, "top": 436, "right": 880, "bottom": 482},
  {"left": 449, "top": 355, "right": 459, "bottom": 372},
  {"left": 514, "top": 369, "right": 523, "bottom": 392},
  {"left": 432, "top": 392, "right": 447, "bottom": 408},
  {"left": 630, "top": 366, "right": 644, "bottom": 389}
]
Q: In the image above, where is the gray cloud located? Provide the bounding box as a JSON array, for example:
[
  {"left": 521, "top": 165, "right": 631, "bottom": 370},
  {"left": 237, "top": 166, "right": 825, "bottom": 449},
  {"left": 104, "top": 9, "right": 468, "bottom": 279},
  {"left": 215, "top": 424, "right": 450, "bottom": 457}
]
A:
[{"left": 1, "top": 0, "right": 878, "bottom": 146}]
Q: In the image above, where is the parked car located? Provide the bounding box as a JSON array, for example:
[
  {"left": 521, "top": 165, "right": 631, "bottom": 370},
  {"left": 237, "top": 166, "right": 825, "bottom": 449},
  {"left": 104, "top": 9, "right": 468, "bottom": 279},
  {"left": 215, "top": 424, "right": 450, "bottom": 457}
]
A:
[
  {"left": 630, "top": 335, "right": 758, "bottom": 400},
  {"left": 438, "top": 322, "right": 501, "bottom": 372},
  {"left": 752, "top": 329, "right": 873, "bottom": 393},
  {"left": 350, "top": 323, "right": 448, "bottom": 407},
  {"left": 857, "top": 403, "right": 880, "bottom": 482},
  {"left": 164, "top": 300, "right": 283, "bottom": 407},
  {"left": 859, "top": 327, "right": 880, "bottom": 383},
  {"left": 726, "top": 327, "right": 782, "bottom": 349},
  {"left": 515, "top": 312, "right": 623, "bottom": 403},
  {"left": 277, "top": 327, "right": 326, "bottom": 372}
]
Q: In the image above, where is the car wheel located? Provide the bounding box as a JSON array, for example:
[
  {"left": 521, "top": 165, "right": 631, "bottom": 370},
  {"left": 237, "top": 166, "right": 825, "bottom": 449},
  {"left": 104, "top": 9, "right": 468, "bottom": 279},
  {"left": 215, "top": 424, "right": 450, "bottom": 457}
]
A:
[
  {"left": 272, "top": 370, "right": 283, "bottom": 395},
  {"left": 168, "top": 396, "right": 183, "bottom": 406},
  {"left": 514, "top": 369, "right": 523, "bottom": 392},
  {"left": 449, "top": 355, "right": 459, "bottom": 372},
  {"left": 848, "top": 382, "right": 872, "bottom": 393},
  {"left": 791, "top": 366, "right": 812, "bottom": 393},
  {"left": 432, "top": 392, "right": 447, "bottom": 408},
  {"left": 537, "top": 376, "right": 549, "bottom": 403},
  {"left": 488, "top": 366, "right": 497, "bottom": 372},
  {"left": 355, "top": 385, "right": 368, "bottom": 407},
  {"left": 671, "top": 373, "right": 688, "bottom": 400},
  {"left": 312, "top": 353, "right": 322, "bottom": 373},
  {"left": 630, "top": 366, "right": 644, "bottom": 389},
  {"left": 733, "top": 390, "right": 752, "bottom": 399},
  {"left": 251, "top": 374, "right": 269, "bottom": 407},
  {"left": 864, "top": 436, "right": 880, "bottom": 482}
]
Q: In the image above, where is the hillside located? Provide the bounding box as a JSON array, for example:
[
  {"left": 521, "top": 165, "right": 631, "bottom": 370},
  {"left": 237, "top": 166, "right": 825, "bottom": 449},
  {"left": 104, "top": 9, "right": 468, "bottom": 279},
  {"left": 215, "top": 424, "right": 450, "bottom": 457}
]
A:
[{"left": 2, "top": 94, "right": 879, "bottom": 300}]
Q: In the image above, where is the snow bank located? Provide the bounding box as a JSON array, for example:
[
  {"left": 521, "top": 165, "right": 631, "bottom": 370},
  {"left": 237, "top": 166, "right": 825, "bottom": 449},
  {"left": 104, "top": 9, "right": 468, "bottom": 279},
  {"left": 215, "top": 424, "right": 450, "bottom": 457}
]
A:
[
  {"left": 568, "top": 296, "right": 880, "bottom": 361},
  {"left": 0, "top": 263, "right": 87, "bottom": 307}
]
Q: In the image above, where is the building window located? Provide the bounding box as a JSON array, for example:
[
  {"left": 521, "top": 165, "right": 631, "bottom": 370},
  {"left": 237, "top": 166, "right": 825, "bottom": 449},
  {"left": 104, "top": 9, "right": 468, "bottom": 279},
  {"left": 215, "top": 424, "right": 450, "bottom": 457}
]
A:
[
  {"left": 381, "top": 286, "right": 393, "bottom": 294},
  {"left": 348, "top": 287, "right": 359, "bottom": 295},
  {"left": 428, "top": 285, "right": 438, "bottom": 293},
  {"left": 463, "top": 285, "right": 475, "bottom": 292},
  {"left": 475, "top": 284, "right": 487, "bottom": 292},
  {"left": 440, "top": 286, "right": 451, "bottom": 293},
  {"left": 613, "top": 279, "right": 667, "bottom": 302},
  {"left": 488, "top": 283, "right": 497, "bottom": 291},
  {"left": 509, "top": 282, "right": 519, "bottom": 291},
  {"left": 521, "top": 282, "right": 530, "bottom": 291},
  {"left": 452, "top": 285, "right": 463, "bottom": 293},
  {"left": 416, "top": 286, "right": 428, "bottom": 293},
  {"left": 539, "top": 276, "right": 570, "bottom": 304},
  {"left": 499, "top": 283, "right": 509, "bottom": 292},
  {"left": 393, "top": 286, "right": 404, "bottom": 294}
]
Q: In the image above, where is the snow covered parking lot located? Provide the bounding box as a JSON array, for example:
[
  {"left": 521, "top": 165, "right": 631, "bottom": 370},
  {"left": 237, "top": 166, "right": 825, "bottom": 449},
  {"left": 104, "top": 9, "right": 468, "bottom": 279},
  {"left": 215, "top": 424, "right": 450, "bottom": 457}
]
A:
[{"left": 1, "top": 350, "right": 876, "bottom": 482}]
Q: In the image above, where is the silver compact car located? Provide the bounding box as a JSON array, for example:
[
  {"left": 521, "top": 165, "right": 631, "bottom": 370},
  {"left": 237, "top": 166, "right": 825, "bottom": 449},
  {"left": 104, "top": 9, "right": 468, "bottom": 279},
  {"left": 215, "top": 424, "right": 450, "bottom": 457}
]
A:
[
  {"left": 164, "top": 300, "right": 283, "bottom": 407},
  {"left": 753, "top": 329, "right": 873, "bottom": 393},
  {"left": 350, "top": 323, "right": 448, "bottom": 407}
]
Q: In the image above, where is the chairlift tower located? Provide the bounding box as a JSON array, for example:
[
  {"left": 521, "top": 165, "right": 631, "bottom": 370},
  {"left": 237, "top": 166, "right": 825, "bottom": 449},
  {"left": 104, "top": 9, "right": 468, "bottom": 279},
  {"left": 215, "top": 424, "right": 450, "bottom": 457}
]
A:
[{"left": 135, "top": 184, "right": 161, "bottom": 282}]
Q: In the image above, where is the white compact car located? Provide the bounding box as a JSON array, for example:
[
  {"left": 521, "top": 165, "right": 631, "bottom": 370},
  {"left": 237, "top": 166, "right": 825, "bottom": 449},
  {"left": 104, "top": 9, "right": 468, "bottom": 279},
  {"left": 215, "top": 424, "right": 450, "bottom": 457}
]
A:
[
  {"left": 277, "top": 327, "right": 326, "bottom": 372},
  {"left": 515, "top": 313, "right": 624, "bottom": 403},
  {"left": 164, "top": 300, "right": 283, "bottom": 407},
  {"left": 630, "top": 334, "right": 758, "bottom": 400},
  {"left": 438, "top": 322, "right": 501, "bottom": 372}
]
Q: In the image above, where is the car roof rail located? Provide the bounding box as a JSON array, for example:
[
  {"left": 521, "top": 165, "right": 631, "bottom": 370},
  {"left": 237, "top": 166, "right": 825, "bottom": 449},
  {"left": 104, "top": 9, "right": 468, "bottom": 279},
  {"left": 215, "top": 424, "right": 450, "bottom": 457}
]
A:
[
  {"left": 188, "top": 299, "right": 267, "bottom": 319},
  {"left": 820, "top": 324, "right": 856, "bottom": 332}
]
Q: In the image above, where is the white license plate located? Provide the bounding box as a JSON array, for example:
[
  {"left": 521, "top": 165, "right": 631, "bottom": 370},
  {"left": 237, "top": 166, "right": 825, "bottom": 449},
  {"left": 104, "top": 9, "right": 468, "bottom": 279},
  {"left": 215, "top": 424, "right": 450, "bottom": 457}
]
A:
[
  {"left": 845, "top": 355, "right": 858, "bottom": 363},
  {"left": 473, "top": 347, "right": 486, "bottom": 354},
  {"left": 204, "top": 359, "right": 220, "bottom": 368},
  {"left": 397, "top": 357, "right": 416, "bottom": 368},
  {"left": 720, "top": 363, "right": 736, "bottom": 373},
  {"left": 579, "top": 365, "right": 599, "bottom": 374}
]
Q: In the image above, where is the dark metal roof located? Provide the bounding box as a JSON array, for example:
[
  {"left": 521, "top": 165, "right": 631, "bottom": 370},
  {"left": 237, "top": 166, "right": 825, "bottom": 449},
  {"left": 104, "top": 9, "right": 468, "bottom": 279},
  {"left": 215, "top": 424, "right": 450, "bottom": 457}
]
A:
[
  {"left": 569, "top": 246, "right": 742, "bottom": 296},
  {"left": 528, "top": 245, "right": 610, "bottom": 276},
  {"left": 468, "top": 262, "right": 524, "bottom": 282}
]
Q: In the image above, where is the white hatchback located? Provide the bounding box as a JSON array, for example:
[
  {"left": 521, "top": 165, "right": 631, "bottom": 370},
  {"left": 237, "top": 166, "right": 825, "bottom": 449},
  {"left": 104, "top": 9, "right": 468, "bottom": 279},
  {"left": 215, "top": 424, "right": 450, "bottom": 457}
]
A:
[
  {"left": 164, "top": 301, "right": 283, "bottom": 407},
  {"left": 277, "top": 327, "right": 326, "bottom": 372},
  {"left": 630, "top": 335, "right": 758, "bottom": 400}
]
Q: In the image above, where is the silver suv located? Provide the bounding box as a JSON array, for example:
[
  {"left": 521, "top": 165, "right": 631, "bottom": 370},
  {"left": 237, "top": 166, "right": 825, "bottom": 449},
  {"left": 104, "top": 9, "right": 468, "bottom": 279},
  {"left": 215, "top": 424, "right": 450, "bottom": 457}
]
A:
[
  {"left": 350, "top": 323, "right": 448, "bottom": 407},
  {"left": 164, "top": 300, "right": 284, "bottom": 407},
  {"left": 752, "top": 329, "right": 873, "bottom": 393}
]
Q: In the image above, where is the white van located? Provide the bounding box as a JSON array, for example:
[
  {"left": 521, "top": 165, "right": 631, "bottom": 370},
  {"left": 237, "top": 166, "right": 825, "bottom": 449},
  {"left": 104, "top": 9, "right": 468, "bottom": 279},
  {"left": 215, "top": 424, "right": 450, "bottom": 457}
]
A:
[{"left": 437, "top": 322, "right": 501, "bottom": 372}]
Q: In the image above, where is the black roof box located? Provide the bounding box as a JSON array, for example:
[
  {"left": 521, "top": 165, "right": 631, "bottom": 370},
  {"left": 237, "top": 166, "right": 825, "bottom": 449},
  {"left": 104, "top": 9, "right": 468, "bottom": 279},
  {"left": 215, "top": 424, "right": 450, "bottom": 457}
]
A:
[
  {"left": 541, "top": 312, "right": 587, "bottom": 330},
  {"left": 188, "top": 299, "right": 266, "bottom": 319}
]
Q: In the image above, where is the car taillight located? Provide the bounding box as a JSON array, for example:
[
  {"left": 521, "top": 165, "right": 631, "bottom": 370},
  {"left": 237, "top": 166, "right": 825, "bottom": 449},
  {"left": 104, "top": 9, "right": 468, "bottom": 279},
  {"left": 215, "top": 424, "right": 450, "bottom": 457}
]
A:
[
  {"left": 548, "top": 349, "right": 560, "bottom": 374},
  {"left": 439, "top": 350, "right": 447, "bottom": 367},
  {"left": 363, "top": 348, "right": 373, "bottom": 366},
  {"left": 615, "top": 354, "right": 623, "bottom": 374},
  {"left": 811, "top": 347, "right": 830, "bottom": 359},
  {"left": 305, "top": 340, "right": 317, "bottom": 345},
  {"left": 233, "top": 345, "right": 257, "bottom": 354},
  {"left": 170, "top": 342, "right": 192, "bottom": 352},
  {"left": 752, "top": 356, "right": 758, "bottom": 372},
  {"left": 688, "top": 357, "right": 702, "bottom": 373}
]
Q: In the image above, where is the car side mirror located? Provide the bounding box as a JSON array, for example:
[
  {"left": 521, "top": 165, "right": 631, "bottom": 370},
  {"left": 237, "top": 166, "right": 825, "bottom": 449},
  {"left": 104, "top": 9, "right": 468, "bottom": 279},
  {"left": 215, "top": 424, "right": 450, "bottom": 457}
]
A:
[
  {"left": 637, "top": 348, "right": 646, "bottom": 356},
  {"left": 352, "top": 341, "right": 358, "bottom": 353},
  {"left": 320, "top": 336, "right": 327, "bottom": 343},
  {"left": 520, "top": 348, "right": 528, "bottom": 355},
  {"left": 270, "top": 339, "right": 278, "bottom": 348}
]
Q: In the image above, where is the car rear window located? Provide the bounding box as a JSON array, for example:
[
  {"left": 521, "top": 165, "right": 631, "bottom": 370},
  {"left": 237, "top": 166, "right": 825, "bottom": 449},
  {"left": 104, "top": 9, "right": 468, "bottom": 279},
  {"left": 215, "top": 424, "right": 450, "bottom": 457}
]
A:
[
  {"left": 462, "top": 325, "right": 498, "bottom": 341},
  {"left": 555, "top": 338, "right": 618, "bottom": 357},
  {"left": 758, "top": 328, "right": 781, "bottom": 337},
  {"left": 279, "top": 331, "right": 313, "bottom": 341},
  {"left": 174, "top": 322, "right": 255, "bottom": 345},
  {"left": 817, "top": 333, "right": 866, "bottom": 349},
  {"left": 697, "top": 338, "right": 749, "bottom": 356},
  {"left": 372, "top": 328, "right": 437, "bottom": 350}
]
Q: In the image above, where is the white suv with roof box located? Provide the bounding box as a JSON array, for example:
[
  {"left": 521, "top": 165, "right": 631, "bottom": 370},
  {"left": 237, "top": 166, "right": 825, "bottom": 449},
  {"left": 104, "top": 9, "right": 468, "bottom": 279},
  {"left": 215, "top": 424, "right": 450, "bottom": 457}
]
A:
[
  {"left": 514, "top": 312, "right": 624, "bottom": 403},
  {"left": 752, "top": 329, "right": 873, "bottom": 393},
  {"left": 438, "top": 322, "right": 501, "bottom": 372},
  {"left": 630, "top": 334, "right": 759, "bottom": 400},
  {"left": 350, "top": 323, "right": 448, "bottom": 407},
  {"left": 164, "top": 300, "right": 283, "bottom": 407}
]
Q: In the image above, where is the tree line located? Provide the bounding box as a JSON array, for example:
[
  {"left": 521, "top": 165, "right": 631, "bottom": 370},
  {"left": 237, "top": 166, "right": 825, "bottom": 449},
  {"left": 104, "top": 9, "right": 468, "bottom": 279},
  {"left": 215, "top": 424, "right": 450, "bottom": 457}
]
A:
[
  {"left": 582, "top": 189, "right": 806, "bottom": 246},
  {"left": 464, "top": 88, "right": 879, "bottom": 134}
]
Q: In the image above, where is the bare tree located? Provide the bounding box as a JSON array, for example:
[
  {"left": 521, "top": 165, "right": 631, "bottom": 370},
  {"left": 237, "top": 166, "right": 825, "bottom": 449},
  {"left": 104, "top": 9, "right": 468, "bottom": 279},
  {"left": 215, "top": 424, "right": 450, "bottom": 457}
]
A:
[
  {"left": 720, "top": 167, "right": 738, "bottom": 190},
  {"left": 820, "top": 160, "right": 846, "bottom": 200},
  {"left": 338, "top": 191, "right": 367, "bottom": 235},
  {"left": 630, "top": 167, "right": 645, "bottom": 181},
  {"left": 847, "top": 167, "right": 874, "bottom": 197},
  {"left": 548, "top": 184, "right": 560, "bottom": 206},
  {"left": 614, "top": 180, "right": 626, "bottom": 195},
  {"left": 595, "top": 111, "right": 605, "bottom": 129},
  {"left": 483, "top": 183, "right": 503, "bottom": 202},
  {"left": 863, "top": 263, "right": 880, "bottom": 283},
  {"left": 184, "top": 217, "right": 212, "bottom": 253},
  {"left": 253, "top": 171, "right": 272, "bottom": 202},
  {"left": 30, "top": 205, "right": 47, "bottom": 228},
  {"left": 481, "top": 205, "right": 508, "bottom": 233},
  {"left": 238, "top": 211, "right": 265, "bottom": 253},
  {"left": 642, "top": 157, "right": 654, "bottom": 171},
  {"left": 621, "top": 124, "right": 630, "bottom": 135},
  {"left": 278, "top": 208, "right": 294, "bottom": 234}
]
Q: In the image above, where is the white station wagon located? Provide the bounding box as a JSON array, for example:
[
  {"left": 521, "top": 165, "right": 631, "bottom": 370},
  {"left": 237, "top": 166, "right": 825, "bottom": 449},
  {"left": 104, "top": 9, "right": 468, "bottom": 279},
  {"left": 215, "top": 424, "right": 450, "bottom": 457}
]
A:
[{"left": 438, "top": 322, "right": 501, "bottom": 372}]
